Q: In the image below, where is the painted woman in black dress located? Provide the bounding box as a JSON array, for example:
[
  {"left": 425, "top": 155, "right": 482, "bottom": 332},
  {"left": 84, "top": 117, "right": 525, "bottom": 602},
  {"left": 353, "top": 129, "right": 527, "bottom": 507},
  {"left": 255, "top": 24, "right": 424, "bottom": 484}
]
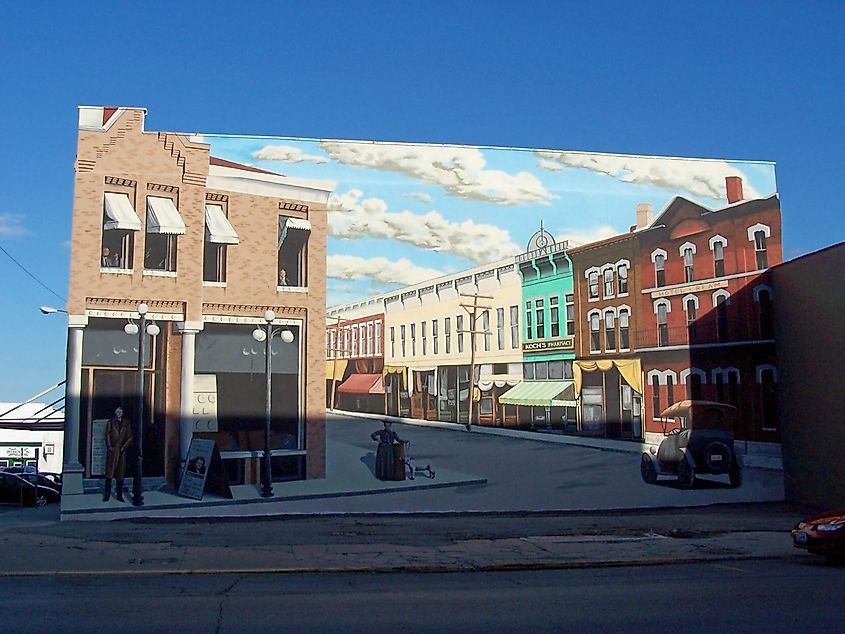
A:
[{"left": 371, "top": 420, "right": 407, "bottom": 480}]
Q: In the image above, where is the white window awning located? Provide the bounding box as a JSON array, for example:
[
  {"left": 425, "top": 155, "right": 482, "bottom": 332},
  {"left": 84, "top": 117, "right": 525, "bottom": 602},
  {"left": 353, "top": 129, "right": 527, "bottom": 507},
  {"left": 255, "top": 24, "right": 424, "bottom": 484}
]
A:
[
  {"left": 278, "top": 216, "right": 312, "bottom": 248},
  {"left": 103, "top": 192, "right": 142, "bottom": 231},
  {"left": 146, "top": 196, "right": 186, "bottom": 235},
  {"left": 204, "top": 204, "right": 239, "bottom": 245}
]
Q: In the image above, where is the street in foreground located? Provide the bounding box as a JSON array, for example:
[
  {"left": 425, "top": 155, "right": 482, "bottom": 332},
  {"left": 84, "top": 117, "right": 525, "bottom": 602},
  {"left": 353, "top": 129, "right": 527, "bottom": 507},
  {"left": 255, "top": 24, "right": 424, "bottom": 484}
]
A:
[{"left": 2, "top": 559, "right": 843, "bottom": 633}]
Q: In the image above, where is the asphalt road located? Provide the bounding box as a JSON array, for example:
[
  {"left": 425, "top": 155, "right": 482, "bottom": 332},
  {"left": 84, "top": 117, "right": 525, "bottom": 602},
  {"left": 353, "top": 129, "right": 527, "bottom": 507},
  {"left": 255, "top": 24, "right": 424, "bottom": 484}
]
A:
[
  {"left": 276, "top": 413, "right": 786, "bottom": 514},
  {"left": 3, "top": 559, "right": 842, "bottom": 633}
]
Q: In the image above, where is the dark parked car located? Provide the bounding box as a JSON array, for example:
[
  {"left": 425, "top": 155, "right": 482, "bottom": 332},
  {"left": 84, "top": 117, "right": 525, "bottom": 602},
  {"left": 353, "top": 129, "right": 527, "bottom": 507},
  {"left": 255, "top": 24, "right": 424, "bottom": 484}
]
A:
[
  {"left": 0, "top": 472, "right": 61, "bottom": 507},
  {"left": 0, "top": 467, "right": 61, "bottom": 487},
  {"left": 17, "top": 472, "right": 62, "bottom": 494},
  {"left": 641, "top": 400, "right": 742, "bottom": 489},
  {"left": 792, "top": 509, "right": 845, "bottom": 562}
]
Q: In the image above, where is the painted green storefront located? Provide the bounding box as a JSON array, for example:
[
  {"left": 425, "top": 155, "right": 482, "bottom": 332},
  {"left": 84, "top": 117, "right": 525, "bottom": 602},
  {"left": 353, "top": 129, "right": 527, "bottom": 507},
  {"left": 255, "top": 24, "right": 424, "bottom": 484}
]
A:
[{"left": 501, "top": 228, "right": 577, "bottom": 428}]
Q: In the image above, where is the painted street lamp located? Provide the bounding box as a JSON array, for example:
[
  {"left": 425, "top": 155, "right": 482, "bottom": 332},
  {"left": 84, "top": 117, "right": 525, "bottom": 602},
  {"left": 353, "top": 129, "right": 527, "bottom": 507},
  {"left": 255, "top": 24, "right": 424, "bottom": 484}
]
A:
[
  {"left": 124, "top": 302, "right": 160, "bottom": 507},
  {"left": 39, "top": 306, "right": 68, "bottom": 314},
  {"left": 252, "top": 309, "right": 294, "bottom": 498}
]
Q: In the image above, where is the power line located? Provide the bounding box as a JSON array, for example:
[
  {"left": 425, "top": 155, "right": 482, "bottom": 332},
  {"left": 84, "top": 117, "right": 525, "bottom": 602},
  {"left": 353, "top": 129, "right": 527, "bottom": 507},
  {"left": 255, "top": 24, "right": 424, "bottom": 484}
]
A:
[{"left": 0, "top": 244, "right": 66, "bottom": 303}]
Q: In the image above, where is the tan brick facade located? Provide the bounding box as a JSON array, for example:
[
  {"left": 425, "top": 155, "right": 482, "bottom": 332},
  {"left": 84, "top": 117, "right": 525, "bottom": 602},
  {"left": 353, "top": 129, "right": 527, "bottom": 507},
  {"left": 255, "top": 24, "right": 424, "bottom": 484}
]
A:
[{"left": 65, "top": 107, "right": 333, "bottom": 490}]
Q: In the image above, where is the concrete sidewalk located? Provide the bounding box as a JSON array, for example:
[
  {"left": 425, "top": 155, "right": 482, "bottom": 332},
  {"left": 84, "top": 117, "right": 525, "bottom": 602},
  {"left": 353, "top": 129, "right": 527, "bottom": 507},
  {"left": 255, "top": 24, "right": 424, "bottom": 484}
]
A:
[{"left": 0, "top": 506, "right": 802, "bottom": 577}]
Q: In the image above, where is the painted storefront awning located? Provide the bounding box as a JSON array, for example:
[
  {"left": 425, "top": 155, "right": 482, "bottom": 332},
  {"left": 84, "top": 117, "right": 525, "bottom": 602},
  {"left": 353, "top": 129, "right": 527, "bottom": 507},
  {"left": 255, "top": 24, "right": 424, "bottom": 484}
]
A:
[
  {"left": 146, "top": 196, "right": 186, "bottom": 235},
  {"left": 574, "top": 359, "right": 642, "bottom": 396},
  {"left": 326, "top": 359, "right": 349, "bottom": 381},
  {"left": 382, "top": 365, "right": 408, "bottom": 389},
  {"left": 499, "top": 380, "right": 576, "bottom": 407},
  {"left": 368, "top": 374, "right": 385, "bottom": 395},
  {"left": 205, "top": 204, "right": 240, "bottom": 244},
  {"left": 103, "top": 192, "right": 142, "bottom": 231},
  {"left": 338, "top": 373, "right": 382, "bottom": 394},
  {"left": 478, "top": 373, "right": 522, "bottom": 391},
  {"left": 278, "top": 216, "right": 312, "bottom": 248}
]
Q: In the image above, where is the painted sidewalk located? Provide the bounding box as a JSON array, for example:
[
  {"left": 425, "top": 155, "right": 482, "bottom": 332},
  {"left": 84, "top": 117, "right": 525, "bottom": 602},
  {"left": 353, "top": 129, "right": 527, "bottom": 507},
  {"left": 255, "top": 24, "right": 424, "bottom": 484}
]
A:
[{"left": 60, "top": 437, "right": 485, "bottom": 521}]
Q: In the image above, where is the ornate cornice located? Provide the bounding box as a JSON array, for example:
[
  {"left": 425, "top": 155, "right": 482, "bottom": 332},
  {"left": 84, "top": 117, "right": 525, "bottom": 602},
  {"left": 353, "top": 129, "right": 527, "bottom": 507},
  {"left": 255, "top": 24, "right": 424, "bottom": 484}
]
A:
[{"left": 202, "top": 303, "right": 306, "bottom": 318}]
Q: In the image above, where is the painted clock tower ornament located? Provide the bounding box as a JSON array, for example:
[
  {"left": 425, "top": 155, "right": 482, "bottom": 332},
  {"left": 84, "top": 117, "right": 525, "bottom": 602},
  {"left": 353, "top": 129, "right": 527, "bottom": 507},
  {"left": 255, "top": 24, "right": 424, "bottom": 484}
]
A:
[{"left": 526, "top": 220, "right": 556, "bottom": 253}]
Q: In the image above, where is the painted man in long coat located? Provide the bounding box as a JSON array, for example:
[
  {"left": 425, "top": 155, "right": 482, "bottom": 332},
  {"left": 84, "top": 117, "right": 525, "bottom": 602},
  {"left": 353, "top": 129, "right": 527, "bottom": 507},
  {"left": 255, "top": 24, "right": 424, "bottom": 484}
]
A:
[{"left": 103, "top": 406, "right": 133, "bottom": 502}]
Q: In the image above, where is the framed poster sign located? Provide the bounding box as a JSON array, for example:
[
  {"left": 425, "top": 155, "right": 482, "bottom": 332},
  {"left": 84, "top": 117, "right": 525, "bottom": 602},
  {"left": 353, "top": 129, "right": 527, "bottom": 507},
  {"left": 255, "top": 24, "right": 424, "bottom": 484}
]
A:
[{"left": 90, "top": 419, "right": 109, "bottom": 477}]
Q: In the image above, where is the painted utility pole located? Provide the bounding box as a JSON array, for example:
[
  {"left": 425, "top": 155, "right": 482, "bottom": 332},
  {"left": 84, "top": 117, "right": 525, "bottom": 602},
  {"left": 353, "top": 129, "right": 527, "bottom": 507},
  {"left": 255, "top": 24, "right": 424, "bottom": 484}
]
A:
[
  {"left": 328, "top": 315, "right": 346, "bottom": 412},
  {"left": 458, "top": 292, "right": 493, "bottom": 431}
]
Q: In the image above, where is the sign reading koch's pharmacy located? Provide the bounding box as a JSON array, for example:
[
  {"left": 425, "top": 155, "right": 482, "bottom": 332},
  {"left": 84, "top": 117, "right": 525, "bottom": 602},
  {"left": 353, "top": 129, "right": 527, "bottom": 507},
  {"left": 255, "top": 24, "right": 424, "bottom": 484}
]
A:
[{"left": 522, "top": 337, "right": 575, "bottom": 352}]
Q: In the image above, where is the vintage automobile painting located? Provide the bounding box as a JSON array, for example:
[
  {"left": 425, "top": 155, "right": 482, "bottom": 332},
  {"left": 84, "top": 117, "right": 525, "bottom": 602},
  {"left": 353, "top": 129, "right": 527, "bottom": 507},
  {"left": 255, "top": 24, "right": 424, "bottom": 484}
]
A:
[{"left": 641, "top": 400, "right": 742, "bottom": 489}]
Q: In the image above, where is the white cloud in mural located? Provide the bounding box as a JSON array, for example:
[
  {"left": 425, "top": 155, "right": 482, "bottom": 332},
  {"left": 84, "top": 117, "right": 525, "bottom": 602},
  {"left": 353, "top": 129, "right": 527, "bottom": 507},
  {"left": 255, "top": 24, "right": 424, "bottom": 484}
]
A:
[
  {"left": 328, "top": 254, "right": 443, "bottom": 286},
  {"left": 402, "top": 192, "right": 434, "bottom": 204},
  {"left": 555, "top": 225, "right": 621, "bottom": 247},
  {"left": 251, "top": 145, "right": 329, "bottom": 164},
  {"left": 534, "top": 151, "right": 760, "bottom": 201},
  {"left": 328, "top": 189, "right": 521, "bottom": 264},
  {"left": 320, "top": 141, "right": 554, "bottom": 206},
  {"left": 0, "top": 213, "right": 28, "bottom": 237}
]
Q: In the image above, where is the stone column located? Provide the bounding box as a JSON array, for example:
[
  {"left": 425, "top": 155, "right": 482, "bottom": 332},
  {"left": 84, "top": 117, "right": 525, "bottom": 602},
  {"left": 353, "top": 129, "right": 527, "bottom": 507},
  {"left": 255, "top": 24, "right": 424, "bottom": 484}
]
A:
[
  {"left": 62, "top": 316, "right": 87, "bottom": 495},
  {"left": 176, "top": 321, "right": 203, "bottom": 462}
]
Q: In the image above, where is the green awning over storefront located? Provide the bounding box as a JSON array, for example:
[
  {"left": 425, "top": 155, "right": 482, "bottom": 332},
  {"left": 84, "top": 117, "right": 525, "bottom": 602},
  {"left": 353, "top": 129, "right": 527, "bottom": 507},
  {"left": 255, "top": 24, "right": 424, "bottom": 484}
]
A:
[{"left": 498, "top": 380, "right": 576, "bottom": 407}]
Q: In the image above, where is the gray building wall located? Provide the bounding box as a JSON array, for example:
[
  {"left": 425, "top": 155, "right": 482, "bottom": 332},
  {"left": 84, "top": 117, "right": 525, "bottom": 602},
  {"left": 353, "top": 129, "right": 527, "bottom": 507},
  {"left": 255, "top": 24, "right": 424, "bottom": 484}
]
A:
[{"left": 772, "top": 242, "right": 845, "bottom": 508}]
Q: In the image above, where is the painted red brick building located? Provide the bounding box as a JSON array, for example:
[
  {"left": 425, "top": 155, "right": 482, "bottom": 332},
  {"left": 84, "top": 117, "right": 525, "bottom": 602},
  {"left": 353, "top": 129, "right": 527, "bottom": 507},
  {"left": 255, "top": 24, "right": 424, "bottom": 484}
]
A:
[{"left": 635, "top": 177, "right": 782, "bottom": 446}]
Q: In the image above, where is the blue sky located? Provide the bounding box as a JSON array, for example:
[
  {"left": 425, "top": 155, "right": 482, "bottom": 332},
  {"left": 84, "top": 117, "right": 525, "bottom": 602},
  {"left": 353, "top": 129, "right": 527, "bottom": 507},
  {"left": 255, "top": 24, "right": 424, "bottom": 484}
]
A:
[
  {"left": 0, "top": 1, "right": 843, "bottom": 402},
  {"left": 204, "top": 133, "right": 775, "bottom": 306}
]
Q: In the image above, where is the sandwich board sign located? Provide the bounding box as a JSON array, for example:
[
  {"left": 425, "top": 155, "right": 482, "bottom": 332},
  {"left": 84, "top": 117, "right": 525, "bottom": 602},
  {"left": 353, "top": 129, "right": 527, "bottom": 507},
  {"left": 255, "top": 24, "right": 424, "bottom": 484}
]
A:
[{"left": 177, "top": 438, "right": 232, "bottom": 500}]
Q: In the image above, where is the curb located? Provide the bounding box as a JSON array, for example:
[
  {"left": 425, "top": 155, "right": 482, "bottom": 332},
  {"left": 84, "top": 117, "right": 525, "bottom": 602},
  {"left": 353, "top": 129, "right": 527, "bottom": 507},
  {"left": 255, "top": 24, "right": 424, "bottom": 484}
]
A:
[
  {"left": 60, "top": 475, "right": 488, "bottom": 519},
  {"left": 0, "top": 553, "right": 787, "bottom": 578}
]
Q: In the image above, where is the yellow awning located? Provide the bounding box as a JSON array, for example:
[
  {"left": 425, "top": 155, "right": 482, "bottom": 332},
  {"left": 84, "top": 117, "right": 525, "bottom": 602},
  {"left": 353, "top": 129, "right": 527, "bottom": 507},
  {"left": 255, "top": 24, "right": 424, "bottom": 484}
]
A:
[
  {"left": 574, "top": 358, "right": 642, "bottom": 396},
  {"left": 326, "top": 359, "right": 348, "bottom": 381},
  {"left": 382, "top": 365, "right": 408, "bottom": 389}
]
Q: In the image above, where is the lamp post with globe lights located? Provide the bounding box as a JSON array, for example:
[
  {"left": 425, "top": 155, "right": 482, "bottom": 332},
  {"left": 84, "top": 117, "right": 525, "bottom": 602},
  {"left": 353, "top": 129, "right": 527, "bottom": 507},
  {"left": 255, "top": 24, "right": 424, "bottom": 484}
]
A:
[
  {"left": 124, "top": 303, "right": 160, "bottom": 507},
  {"left": 252, "top": 309, "right": 294, "bottom": 498}
]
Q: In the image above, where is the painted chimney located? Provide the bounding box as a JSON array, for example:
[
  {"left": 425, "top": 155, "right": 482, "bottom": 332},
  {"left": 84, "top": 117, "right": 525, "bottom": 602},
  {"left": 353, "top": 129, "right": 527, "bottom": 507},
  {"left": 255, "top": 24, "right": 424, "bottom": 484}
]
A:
[
  {"left": 636, "top": 203, "right": 653, "bottom": 230},
  {"left": 726, "top": 176, "right": 744, "bottom": 204}
]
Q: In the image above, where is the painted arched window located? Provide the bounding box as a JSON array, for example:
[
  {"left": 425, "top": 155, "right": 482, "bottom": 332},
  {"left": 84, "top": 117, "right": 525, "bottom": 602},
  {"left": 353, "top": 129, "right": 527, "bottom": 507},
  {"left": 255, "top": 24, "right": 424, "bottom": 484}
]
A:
[
  {"left": 654, "top": 253, "right": 666, "bottom": 287},
  {"left": 754, "top": 230, "right": 768, "bottom": 269},
  {"left": 657, "top": 302, "right": 669, "bottom": 346},
  {"left": 588, "top": 270, "right": 599, "bottom": 300},
  {"left": 683, "top": 247, "right": 694, "bottom": 283},
  {"left": 617, "top": 263, "right": 629, "bottom": 295},
  {"left": 713, "top": 241, "right": 725, "bottom": 277},
  {"left": 604, "top": 310, "right": 616, "bottom": 351},
  {"left": 603, "top": 268, "right": 614, "bottom": 298},
  {"left": 589, "top": 312, "right": 601, "bottom": 353},
  {"left": 685, "top": 296, "right": 698, "bottom": 342},
  {"left": 618, "top": 308, "right": 630, "bottom": 350}
]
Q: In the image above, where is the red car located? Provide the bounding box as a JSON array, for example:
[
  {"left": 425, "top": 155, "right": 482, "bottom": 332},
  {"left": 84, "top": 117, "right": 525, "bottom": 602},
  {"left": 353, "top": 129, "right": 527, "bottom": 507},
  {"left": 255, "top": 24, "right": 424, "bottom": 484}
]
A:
[{"left": 792, "top": 508, "right": 845, "bottom": 561}]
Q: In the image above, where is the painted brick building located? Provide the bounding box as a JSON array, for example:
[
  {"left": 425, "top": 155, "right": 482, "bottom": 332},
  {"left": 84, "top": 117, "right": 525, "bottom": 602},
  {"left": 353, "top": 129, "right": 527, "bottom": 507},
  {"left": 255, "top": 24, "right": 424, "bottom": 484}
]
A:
[
  {"left": 635, "top": 177, "right": 782, "bottom": 445},
  {"left": 570, "top": 211, "right": 644, "bottom": 439},
  {"left": 62, "top": 106, "right": 334, "bottom": 500}
]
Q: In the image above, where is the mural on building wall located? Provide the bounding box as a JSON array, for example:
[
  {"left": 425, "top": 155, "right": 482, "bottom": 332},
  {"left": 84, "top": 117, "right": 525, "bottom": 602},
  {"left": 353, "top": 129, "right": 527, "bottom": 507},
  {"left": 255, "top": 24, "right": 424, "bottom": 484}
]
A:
[
  {"left": 200, "top": 132, "right": 782, "bottom": 498},
  {"left": 62, "top": 107, "right": 785, "bottom": 517}
]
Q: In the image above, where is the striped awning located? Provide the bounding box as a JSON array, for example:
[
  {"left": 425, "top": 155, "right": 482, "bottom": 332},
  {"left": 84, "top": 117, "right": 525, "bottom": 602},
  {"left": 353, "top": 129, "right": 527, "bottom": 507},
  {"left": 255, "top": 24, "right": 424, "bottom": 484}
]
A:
[{"left": 498, "top": 380, "right": 576, "bottom": 407}]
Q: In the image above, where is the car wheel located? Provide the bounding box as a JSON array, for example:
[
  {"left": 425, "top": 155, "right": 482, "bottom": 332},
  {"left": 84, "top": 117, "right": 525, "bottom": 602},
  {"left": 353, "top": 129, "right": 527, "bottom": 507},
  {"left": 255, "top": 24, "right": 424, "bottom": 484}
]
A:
[
  {"left": 641, "top": 456, "right": 658, "bottom": 485},
  {"left": 729, "top": 462, "right": 742, "bottom": 488},
  {"left": 677, "top": 457, "right": 695, "bottom": 489},
  {"left": 703, "top": 441, "right": 732, "bottom": 474}
]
